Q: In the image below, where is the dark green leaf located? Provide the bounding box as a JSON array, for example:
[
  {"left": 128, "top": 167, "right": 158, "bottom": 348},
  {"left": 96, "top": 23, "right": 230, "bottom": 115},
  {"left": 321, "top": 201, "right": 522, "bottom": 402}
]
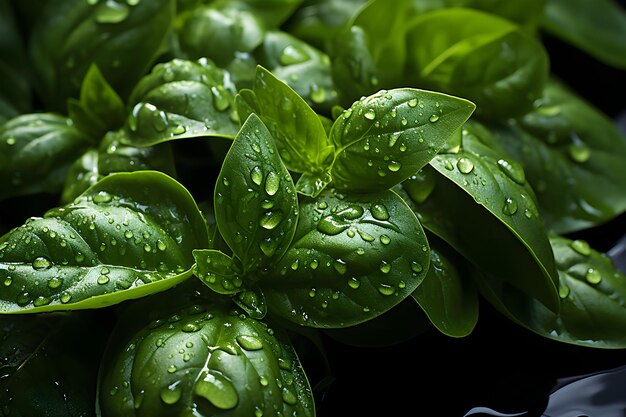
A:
[
  {"left": 329, "top": 88, "right": 475, "bottom": 193},
  {"left": 29, "top": 0, "right": 175, "bottom": 111},
  {"left": 0, "top": 171, "right": 208, "bottom": 313},
  {"left": 192, "top": 249, "right": 240, "bottom": 295},
  {"left": 448, "top": 0, "right": 547, "bottom": 28},
  {"left": 541, "top": 0, "right": 626, "bottom": 69},
  {"left": 402, "top": 126, "right": 560, "bottom": 312},
  {"left": 488, "top": 80, "right": 626, "bottom": 233},
  {"left": 0, "top": 113, "right": 91, "bottom": 201},
  {"left": 214, "top": 114, "right": 298, "bottom": 273},
  {"left": 97, "top": 288, "right": 314, "bottom": 417},
  {"left": 67, "top": 64, "right": 125, "bottom": 140},
  {"left": 123, "top": 58, "right": 239, "bottom": 146},
  {"left": 405, "top": 8, "right": 549, "bottom": 120},
  {"left": 263, "top": 189, "right": 430, "bottom": 328},
  {"left": 474, "top": 234, "right": 626, "bottom": 348}
]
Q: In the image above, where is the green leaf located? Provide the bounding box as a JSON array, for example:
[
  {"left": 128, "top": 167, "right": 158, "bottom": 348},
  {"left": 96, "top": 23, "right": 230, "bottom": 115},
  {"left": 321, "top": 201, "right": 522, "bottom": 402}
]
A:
[
  {"left": 488, "top": 80, "right": 626, "bottom": 233},
  {"left": 405, "top": 8, "right": 549, "bottom": 120},
  {"left": 402, "top": 126, "right": 560, "bottom": 312},
  {"left": 67, "top": 64, "right": 125, "bottom": 140},
  {"left": 214, "top": 114, "right": 298, "bottom": 273},
  {"left": 329, "top": 88, "right": 475, "bottom": 193},
  {"left": 29, "top": 0, "right": 175, "bottom": 111},
  {"left": 0, "top": 113, "right": 91, "bottom": 201},
  {"left": 192, "top": 249, "right": 240, "bottom": 295},
  {"left": 473, "top": 234, "right": 626, "bottom": 348},
  {"left": 541, "top": 0, "right": 626, "bottom": 69},
  {"left": 236, "top": 66, "right": 334, "bottom": 190},
  {"left": 263, "top": 189, "right": 430, "bottom": 328},
  {"left": 410, "top": 234, "right": 479, "bottom": 338},
  {"left": 449, "top": 0, "right": 547, "bottom": 28},
  {"left": 0, "top": 312, "right": 108, "bottom": 416},
  {"left": 97, "top": 287, "right": 315, "bottom": 417},
  {"left": 0, "top": 171, "right": 208, "bottom": 313},
  {"left": 123, "top": 58, "right": 239, "bottom": 147}
]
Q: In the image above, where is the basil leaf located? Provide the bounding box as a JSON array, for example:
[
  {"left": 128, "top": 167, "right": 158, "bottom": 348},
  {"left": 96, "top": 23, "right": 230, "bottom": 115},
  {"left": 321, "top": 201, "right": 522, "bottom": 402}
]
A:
[
  {"left": 541, "top": 0, "right": 626, "bottom": 69},
  {"left": 263, "top": 189, "right": 430, "bottom": 328},
  {"left": 67, "top": 64, "right": 125, "bottom": 140},
  {"left": 410, "top": 234, "right": 479, "bottom": 338},
  {"left": 474, "top": 234, "right": 626, "bottom": 348},
  {"left": 256, "top": 31, "right": 339, "bottom": 113},
  {"left": 0, "top": 171, "right": 208, "bottom": 313},
  {"left": 0, "top": 312, "right": 108, "bottom": 417},
  {"left": 60, "top": 149, "right": 100, "bottom": 205},
  {"left": 29, "top": 0, "right": 175, "bottom": 111},
  {"left": 405, "top": 8, "right": 549, "bottom": 120},
  {"left": 214, "top": 114, "right": 298, "bottom": 273},
  {"left": 192, "top": 249, "right": 241, "bottom": 295},
  {"left": 449, "top": 0, "right": 547, "bottom": 28},
  {"left": 236, "top": 66, "right": 334, "bottom": 196},
  {"left": 0, "top": 113, "right": 91, "bottom": 201},
  {"left": 489, "top": 80, "right": 626, "bottom": 233},
  {"left": 329, "top": 88, "right": 475, "bottom": 193},
  {"left": 402, "top": 127, "right": 560, "bottom": 312},
  {"left": 123, "top": 58, "right": 239, "bottom": 147},
  {"left": 97, "top": 290, "right": 314, "bottom": 417}
]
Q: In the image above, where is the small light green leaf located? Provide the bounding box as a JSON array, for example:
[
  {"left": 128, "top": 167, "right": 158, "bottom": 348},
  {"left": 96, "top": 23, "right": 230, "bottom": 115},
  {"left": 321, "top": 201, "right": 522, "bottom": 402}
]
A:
[
  {"left": 236, "top": 66, "right": 334, "bottom": 181},
  {"left": 330, "top": 88, "right": 475, "bottom": 193},
  {"left": 123, "top": 58, "right": 239, "bottom": 147},
  {"left": 263, "top": 189, "right": 430, "bottom": 328},
  {"left": 67, "top": 64, "right": 125, "bottom": 140},
  {"left": 192, "top": 249, "right": 241, "bottom": 295},
  {"left": 0, "top": 113, "right": 91, "bottom": 201},
  {"left": 215, "top": 114, "right": 298, "bottom": 273},
  {"left": 402, "top": 125, "right": 560, "bottom": 312},
  {"left": 97, "top": 288, "right": 315, "bottom": 417},
  {"left": 0, "top": 171, "right": 209, "bottom": 313},
  {"left": 474, "top": 234, "right": 626, "bottom": 348}
]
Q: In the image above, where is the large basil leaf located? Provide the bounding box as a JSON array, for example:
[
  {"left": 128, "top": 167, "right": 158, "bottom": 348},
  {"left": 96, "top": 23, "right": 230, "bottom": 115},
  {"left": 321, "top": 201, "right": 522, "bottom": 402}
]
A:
[
  {"left": 60, "top": 130, "right": 177, "bottom": 203},
  {"left": 67, "top": 64, "right": 126, "bottom": 141},
  {"left": 402, "top": 127, "right": 560, "bottom": 312},
  {"left": 411, "top": 233, "right": 479, "bottom": 338},
  {"left": 0, "top": 2, "right": 31, "bottom": 122},
  {"left": 0, "top": 171, "right": 208, "bottom": 313},
  {"left": 29, "top": 0, "right": 175, "bottom": 111},
  {"left": 0, "top": 113, "right": 91, "bottom": 201},
  {"left": 474, "top": 234, "right": 626, "bottom": 348},
  {"left": 329, "top": 88, "right": 475, "bottom": 193},
  {"left": 488, "top": 80, "right": 626, "bottom": 233},
  {"left": 0, "top": 312, "right": 109, "bottom": 416},
  {"left": 97, "top": 286, "right": 314, "bottom": 417},
  {"left": 405, "top": 8, "right": 549, "bottom": 120},
  {"left": 237, "top": 66, "right": 334, "bottom": 197},
  {"left": 541, "top": 0, "right": 626, "bottom": 69},
  {"left": 447, "top": 0, "right": 547, "bottom": 28},
  {"left": 263, "top": 189, "right": 430, "bottom": 328},
  {"left": 214, "top": 114, "right": 298, "bottom": 274},
  {"left": 122, "top": 58, "right": 239, "bottom": 147},
  {"left": 255, "top": 30, "right": 338, "bottom": 113}
]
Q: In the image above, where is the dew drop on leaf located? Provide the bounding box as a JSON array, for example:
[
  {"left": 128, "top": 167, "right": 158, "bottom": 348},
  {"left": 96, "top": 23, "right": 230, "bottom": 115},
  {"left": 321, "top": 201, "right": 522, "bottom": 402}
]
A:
[
  {"left": 456, "top": 158, "right": 474, "bottom": 174},
  {"left": 32, "top": 256, "right": 51, "bottom": 270},
  {"left": 585, "top": 268, "right": 602, "bottom": 284},
  {"left": 260, "top": 211, "right": 282, "bottom": 230},
  {"left": 194, "top": 370, "right": 239, "bottom": 410},
  {"left": 570, "top": 239, "right": 591, "bottom": 256},
  {"left": 429, "top": 114, "right": 439, "bottom": 123},
  {"left": 370, "top": 203, "right": 389, "bottom": 220},
  {"left": 497, "top": 158, "right": 525, "bottom": 184},
  {"left": 502, "top": 197, "right": 518, "bottom": 215},
  {"left": 378, "top": 284, "right": 395, "bottom": 296},
  {"left": 160, "top": 384, "right": 182, "bottom": 405},
  {"left": 264, "top": 172, "right": 279, "bottom": 196},
  {"left": 236, "top": 335, "right": 264, "bottom": 351}
]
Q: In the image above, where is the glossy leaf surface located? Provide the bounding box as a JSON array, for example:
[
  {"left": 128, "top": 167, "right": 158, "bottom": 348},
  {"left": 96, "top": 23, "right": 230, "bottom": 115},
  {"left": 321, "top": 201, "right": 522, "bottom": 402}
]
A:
[
  {"left": 330, "top": 88, "right": 475, "bottom": 193},
  {"left": 263, "top": 189, "right": 430, "bottom": 328},
  {"left": 0, "top": 171, "right": 208, "bottom": 313}
]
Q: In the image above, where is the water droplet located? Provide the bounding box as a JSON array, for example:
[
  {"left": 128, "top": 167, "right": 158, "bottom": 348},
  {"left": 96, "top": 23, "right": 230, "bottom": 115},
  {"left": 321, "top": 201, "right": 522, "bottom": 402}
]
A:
[
  {"left": 211, "top": 86, "right": 230, "bottom": 112},
  {"left": 370, "top": 203, "right": 389, "bottom": 220},
  {"left": 317, "top": 216, "right": 349, "bottom": 235},
  {"left": 60, "top": 293, "right": 72, "bottom": 303},
  {"left": 537, "top": 104, "right": 561, "bottom": 117},
  {"left": 32, "top": 256, "right": 51, "bottom": 270},
  {"left": 236, "top": 335, "right": 264, "bottom": 351},
  {"left": 260, "top": 211, "right": 282, "bottom": 230},
  {"left": 259, "top": 376, "right": 269, "bottom": 386},
  {"left": 279, "top": 44, "right": 309, "bottom": 66},
  {"left": 348, "top": 277, "right": 360, "bottom": 289},
  {"left": 259, "top": 238, "right": 277, "bottom": 257},
  {"left": 333, "top": 259, "right": 347, "bottom": 275},
  {"left": 411, "top": 261, "right": 423, "bottom": 273},
  {"left": 502, "top": 197, "right": 518, "bottom": 215},
  {"left": 167, "top": 365, "right": 177, "bottom": 373},
  {"left": 429, "top": 114, "right": 439, "bottom": 123},
  {"left": 265, "top": 172, "right": 279, "bottom": 196},
  {"left": 97, "top": 275, "right": 110, "bottom": 285},
  {"left": 570, "top": 239, "right": 591, "bottom": 256},
  {"left": 282, "top": 387, "right": 298, "bottom": 405},
  {"left": 388, "top": 161, "right": 402, "bottom": 172},
  {"left": 5, "top": 137, "right": 16, "bottom": 146},
  {"left": 93, "top": 191, "right": 113, "bottom": 204},
  {"left": 497, "top": 159, "right": 525, "bottom": 184},
  {"left": 585, "top": 268, "right": 602, "bottom": 284},
  {"left": 358, "top": 230, "right": 375, "bottom": 242},
  {"left": 379, "top": 261, "right": 391, "bottom": 274},
  {"left": 33, "top": 296, "right": 51, "bottom": 307},
  {"left": 558, "top": 284, "right": 570, "bottom": 299},
  {"left": 378, "top": 284, "right": 395, "bottom": 296},
  {"left": 443, "top": 160, "right": 454, "bottom": 170},
  {"left": 48, "top": 277, "right": 63, "bottom": 289},
  {"left": 255, "top": 407, "right": 264, "bottom": 417},
  {"left": 94, "top": 0, "right": 129, "bottom": 24},
  {"left": 456, "top": 158, "right": 474, "bottom": 174},
  {"left": 157, "top": 240, "right": 167, "bottom": 251},
  {"left": 310, "top": 86, "right": 326, "bottom": 104},
  {"left": 172, "top": 124, "right": 186, "bottom": 135},
  {"left": 251, "top": 166, "right": 263, "bottom": 186},
  {"left": 380, "top": 235, "right": 391, "bottom": 245},
  {"left": 408, "top": 98, "right": 418, "bottom": 108},
  {"left": 182, "top": 323, "right": 201, "bottom": 332},
  {"left": 160, "top": 384, "right": 182, "bottom": 405},
  {"left": 364, "top": 110, "right": 376, "bottom": 120},
  {"left": 568, "top": 142, "right": 591, "bottom": 163},
  {"left": 194, "top": 370, "right": 239, "bottom": 410}
]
